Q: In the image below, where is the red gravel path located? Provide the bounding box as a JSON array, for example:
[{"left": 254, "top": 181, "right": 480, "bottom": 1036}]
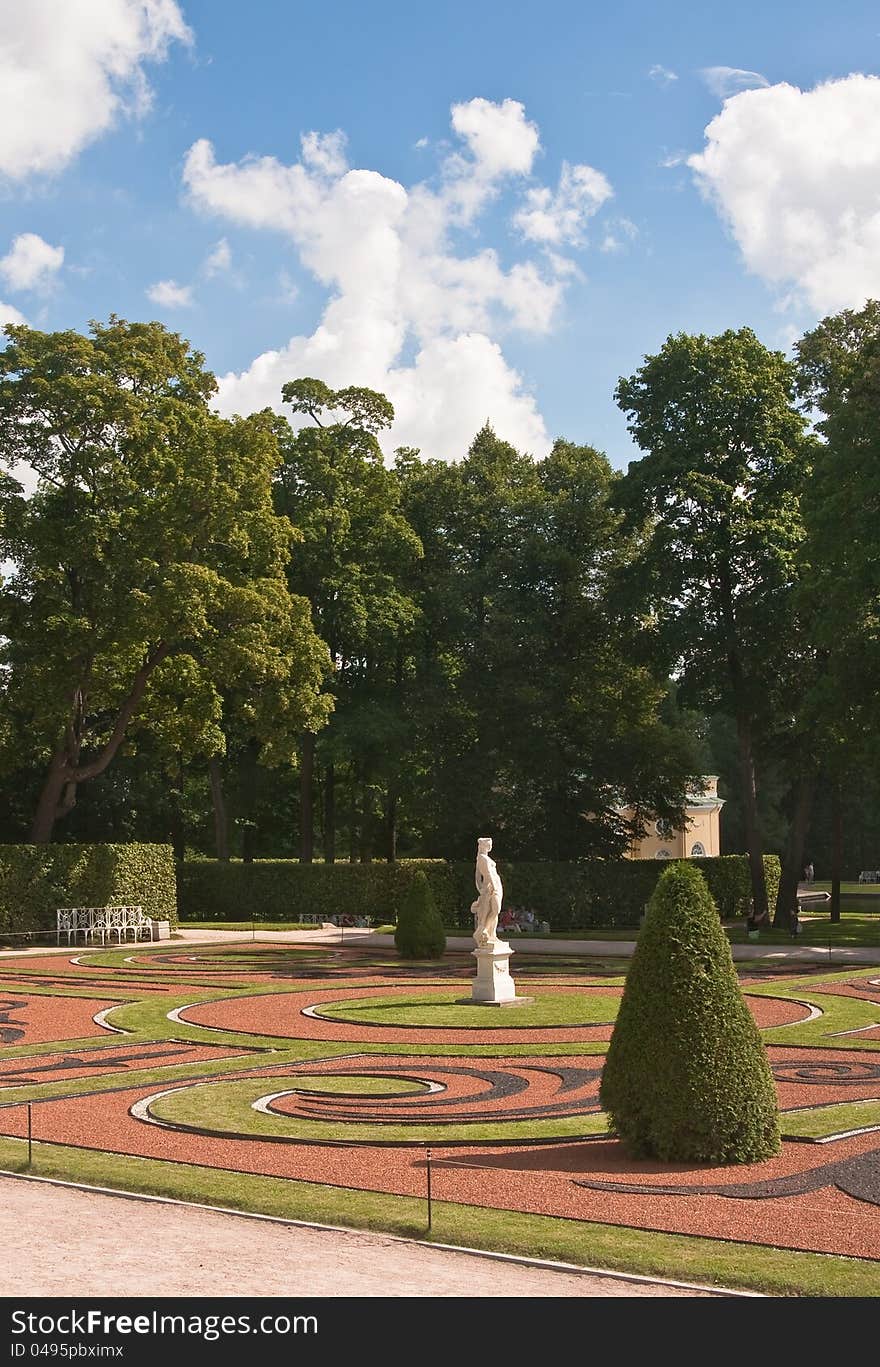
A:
[
  {"left": 0, "top": 993, "right": 115, "bottom": 1045},
  {"left": 2, "top": 1078, "right": 878, "bottom": 1261}
]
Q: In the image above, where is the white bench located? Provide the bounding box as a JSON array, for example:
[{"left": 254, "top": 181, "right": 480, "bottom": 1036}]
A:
[{"left": 56, "top": 905, "right": 153, "bottom": 946}]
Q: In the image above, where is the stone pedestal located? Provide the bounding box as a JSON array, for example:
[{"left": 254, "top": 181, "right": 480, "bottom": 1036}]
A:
[
  {"left": 470, "top": 942, "right": 534, "bottom": 1007},
  {"left": 150, "top": 919, "right": 171, "bottom": 941}
]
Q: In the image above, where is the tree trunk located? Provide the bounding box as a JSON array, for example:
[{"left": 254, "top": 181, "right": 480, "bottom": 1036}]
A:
[
  {"left": 384, "top": 785, "right": 398, "bottom": 863},
  {"left": 170, "top": 770, "right": 186, "bottom": 863},
  {"left": 208, "top": 756, "right": 230, "bottom": 862},
  {"left": 300, "top": 732, "right": 315, "bottom": 863},
  {"left": 735, "top": 713, "right": 769, "bottom": 925},
  {"left": 773, "top": 768, "right": 816, "bottom": 927},
  {"left": 830, "top": 778, "right": 843, "bottom": 923},
  {"left": 30, "top": 746, "right": 70, "bottom": 844},
  {"left": 323, "top": 763, "right": 336, "bottom": 864},
  {"left": 240, "top": 738, "right": 260, "bottom": 865},
  {"left": 30, "top": 644, "right": 169, "bottom": 843}
]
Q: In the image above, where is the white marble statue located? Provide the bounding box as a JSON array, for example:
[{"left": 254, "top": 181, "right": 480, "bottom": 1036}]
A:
[{"left": 471, "top": 836, "right": 504, "bottom": 947}]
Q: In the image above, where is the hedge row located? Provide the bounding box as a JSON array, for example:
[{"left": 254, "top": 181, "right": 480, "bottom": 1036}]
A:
[
  {"left": 0, "top": 844, "right": 178, "bottom": 934},
  {"left": 177, "top": 854, "right": 780, "bottom": 930}
]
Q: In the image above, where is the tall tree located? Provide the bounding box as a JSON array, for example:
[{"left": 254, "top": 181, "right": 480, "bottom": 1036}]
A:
[
  {"left": 795, "top": 301, "right": 880, "bottom": 915},
  {"left": 0, "top": 319, "right": 330, "bottom": 841},
  {"left": 614, "top": 329, "right": 811, "bottom": 924},
  {"left": 398, "top": 426, "right": 702, "bottom": 858},
  {"left": 275, "top": 380, "right": 422, "bottom": 861}
]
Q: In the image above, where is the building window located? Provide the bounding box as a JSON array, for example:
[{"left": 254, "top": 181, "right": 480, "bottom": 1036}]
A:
[
  {"left": 655, "top": 849, "right": 672, "bottom": 859},
  {"left": 655, "top": 818, "right": 673, "bottom": 839},
  {"left": 691, "top": 842, "right": 706, "bottom": 857}
]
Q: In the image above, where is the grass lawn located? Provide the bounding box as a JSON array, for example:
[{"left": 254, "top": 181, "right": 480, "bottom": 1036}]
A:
[
  {"left": 813, "top": 881, "right": 880, "bottom": 895},
  {"left": 727, "top": 913, "right": 880, "bottom": 948},
  {"left": 315, "top": 989, "right": 619, "bottom": 1028}
]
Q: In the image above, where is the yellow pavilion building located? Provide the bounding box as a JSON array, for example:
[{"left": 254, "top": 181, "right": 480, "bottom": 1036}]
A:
[{"left": 622, "top": 777, "right": 724, "bottom": 860}]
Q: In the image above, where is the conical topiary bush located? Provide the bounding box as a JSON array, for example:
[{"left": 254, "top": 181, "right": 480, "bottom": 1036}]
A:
[
  {"left": 394, "top": 870, "right": 447, "bottom": 960},
  {"left": 599, "top": 860, "right": 780, "bottom": 1164}
]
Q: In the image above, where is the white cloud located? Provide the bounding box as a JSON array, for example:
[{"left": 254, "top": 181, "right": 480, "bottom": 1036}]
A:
[
  {"left": 182, "top": 98, "right": 615, "bottom": 460},
  {"left": 146, "top": 278, "right": 193, "bottom": 308},
  {"left": 0, "top": 0, "right": 191, "bottom": 179},
  {"left": 599, "top": 218, "right": 639, "bottom": 253},
  {"left": 513, "top": 162, "right": 612, "bottom": 245},
  {"left": 700, "top": 66, "right": 770, "bottom": 100},
  {"left": 202, "top": 238, "right": 231, "bottom": 277},
  {"left": 0, "top": 302, "right": 27, "bottom": 327},
  {"left": 689, "top": 74, "right": 880, "bottom": 313},
  {"left": 649, "top": 65, "right": 678, "bottom": 87},
  {"left": 449, "top": 97, "right": 539, "bottom": 179},
  {"left": 300, "top": 130, "right": 348, "bottom": 179},
  {"left": 0, "top": 233, "right": 64, "bottom": 291}
]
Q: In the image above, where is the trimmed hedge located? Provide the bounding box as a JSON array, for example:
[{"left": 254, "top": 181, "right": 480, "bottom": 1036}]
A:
[
  {"left": 177, "top": 853, "right": 780, "bottom": 931},
  {"left": 0, "top": 844, "right": 178, "bottom": 934},
  {"left": 599, "top": 860, "right": 781, "bottom": 1163},
  {"left": 394, "top": 871, "right": 446, "bottom": 959}
]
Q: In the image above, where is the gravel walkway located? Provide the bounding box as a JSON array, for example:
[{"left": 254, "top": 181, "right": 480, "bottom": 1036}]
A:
[{"left": 0, "top": 1174, "right": 729, "bottom": 1298}]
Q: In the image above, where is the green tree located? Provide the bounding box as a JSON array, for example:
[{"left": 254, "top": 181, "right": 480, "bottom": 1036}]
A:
[
  {"left": 275, "top": 379, "right": 422, "bottom": 862},
  {"left": 599, "top": 860, "right": 780, "bottom": 1163},
  {"left": 398, "top": 426, "right": 702, "bottom": 858},
  {"left": 0, "top": 319, "right": 330, "bottom": 842},
  {"left": 795, "top": 301, "right": 880, "bottom": 919},
  {"left": 615, "top": 329, "right": 812, "bottom": 923}
]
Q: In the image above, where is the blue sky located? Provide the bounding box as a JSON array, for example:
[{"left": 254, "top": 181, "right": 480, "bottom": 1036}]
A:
[{"left": 1, "top": 0, "right": 879, "bottom": 468}]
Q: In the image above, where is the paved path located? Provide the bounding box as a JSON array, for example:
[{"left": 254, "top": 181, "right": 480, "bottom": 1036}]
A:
[
  {"left": 0, "top": 1175, "right": 734, "bottom": 1298},
  {"left": 2, "top": 925, "right": 878, "bottom": 964}
]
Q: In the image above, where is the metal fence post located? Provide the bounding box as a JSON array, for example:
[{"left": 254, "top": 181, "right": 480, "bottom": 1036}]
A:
[{"left": 426, "top": 1146, "right": 432, "bottom": 1232}]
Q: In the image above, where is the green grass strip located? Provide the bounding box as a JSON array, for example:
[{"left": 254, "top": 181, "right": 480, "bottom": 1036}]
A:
[
  {"left": 0, "top": 1137, "right": 876, "bottom": 1296},
  {"left": 315, "top": 991, "right": 617, "bottom": 1029},
  {"left": 781, "top": 1099, "right": 880, "bottom": 1140},
  {"left": 147, "top": 1077, "right": 612, "bottom": 1145}
]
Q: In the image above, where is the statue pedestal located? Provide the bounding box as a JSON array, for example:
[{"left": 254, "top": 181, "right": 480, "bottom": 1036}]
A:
[{"left": 469, "top": 942, "right": 534, "bottom": 1007}]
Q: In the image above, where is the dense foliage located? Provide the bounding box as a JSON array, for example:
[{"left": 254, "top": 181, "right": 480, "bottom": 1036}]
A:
[
  {"left": 1, "top": 307, "right": 877, "bottom": 898},
  {"left": 599, "top": 861, "right": 780, "bottom": 1163},
  {"left": 176, "top": 854, "right": 778, "bottom": 929},
  {"left": 0, "top": 843, "right": 177, "bottom": 933}
]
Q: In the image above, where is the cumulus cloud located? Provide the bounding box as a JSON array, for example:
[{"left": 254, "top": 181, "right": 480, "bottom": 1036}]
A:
[
  {"left": 450, "top": 97, "right": 539, "bottom": 179},
  {"left": 0, "top": 1, "right": 191, "bottom": 180},
  {"left": 182, "top": 98, "right": 614, "bottom": 460},
  {"left": 146, "top": 278, "right": 193, "bottom": 308},
  {"left": 513, "top": 162, "right": 612, "bottom": 245},
  {"left": 0, "top": 233, "right": 64, "bottom": 291},
  {"left": 0, "top": 302, "right": 27, "bottom": 327},
  {"left": 300, "top": 130, "right": 348, "bottom": 179},
  {"left": 202, "top": 238, "right": 231, "bottom": 277},
  {"left": 699, "top": 66, "right": 770, "bottom": 100},
  {"left": 649, "top": 65, "right": 678, "bottom": 87},
  {"left": 689, "top": 74, "right": 880, "bottom": 313}
]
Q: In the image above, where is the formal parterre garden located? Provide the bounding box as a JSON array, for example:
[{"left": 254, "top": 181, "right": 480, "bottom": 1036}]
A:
[{"left": 1, "top": 938, "right": 879, "bottom": 1296}]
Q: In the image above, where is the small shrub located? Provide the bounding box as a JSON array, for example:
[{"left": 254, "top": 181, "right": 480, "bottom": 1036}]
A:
[
  {"left": 599, "top": 860, "right": 780, "bottom": 1164},
  {"left": 394, "top": 871, "right": 446, "bottom": 959}
]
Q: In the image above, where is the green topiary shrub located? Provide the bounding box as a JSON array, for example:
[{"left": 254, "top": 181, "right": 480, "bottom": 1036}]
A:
[
  {"left": 394, "top": 871, "right": 446, "bottom": 959},
  {"left": 599, "top": 860, "right": 780, "bottom": 1164}
]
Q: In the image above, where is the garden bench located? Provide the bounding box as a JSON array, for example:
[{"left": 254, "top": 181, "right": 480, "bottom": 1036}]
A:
[{"left": 56, "top": 905, "right": 152, "bottom": 946}]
